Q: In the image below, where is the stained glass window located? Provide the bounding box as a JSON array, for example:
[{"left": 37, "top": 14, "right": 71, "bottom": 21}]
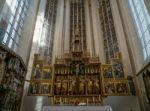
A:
[
  {"left": 129, "top": 0, "right": 150, "bottom": 60},
  {"left": 1, "top": 0, "right": 30, "bottom": 52}
]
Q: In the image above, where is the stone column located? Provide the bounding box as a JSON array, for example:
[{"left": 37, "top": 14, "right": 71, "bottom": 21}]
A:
[
  {"left": 20, "top": 0, "right": 47, "bottom": 110},
  {"left": 84, "top": 0, "right": 94, "bottom": 55},
  {"left": 64, "top": 0, "right": 70, "bottom": 53},
  {"left": 90, "top": 0, "right": 105, "bottom": 63},
  {"left": 52, "top": 0, "right": 65, "bottom": 63},
  {"left": 110, "top": 0, "right": 132, "bottom": 76},
  {"left": 116, "top": 0, "right": 143, "bottom": 73}
]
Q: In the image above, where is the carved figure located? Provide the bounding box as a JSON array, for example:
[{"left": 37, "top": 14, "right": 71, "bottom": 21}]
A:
[
  {"left": 61, "top": 82, "right": 67, "bottom": 95},
  {"left": 79, "top": 80, "right": 85, "bottom": 94},
  {"left": 87, "top": 79, "right": 93, "bottom": 94},
  {"left": 56, "top": 82, "right": 61, "bottom": 95},
  {"left": 93, "top": 79, "right": 100, "bottom": 94},
  {"left": 69, "top": 79, "right": 76, "bottom": 95}
]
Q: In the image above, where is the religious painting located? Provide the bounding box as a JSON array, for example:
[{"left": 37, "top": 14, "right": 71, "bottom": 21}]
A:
[
  {"left": 32, "top": 61, "right": 43, "bottom": 79},
  {"left": 116, "top": 82, "right": 128, "bottom": 94},
  {"left": 104, "top": 82, "right": 115, "bottom": 95},
  {"left": 112, "top": 59, "right": 124, "bottom": 78},
  {"left": 42, "top": 65, "right": 52, "bottom": 79},
  {"left": 101, "top": 65, "right": 113, "bottom": 79}
]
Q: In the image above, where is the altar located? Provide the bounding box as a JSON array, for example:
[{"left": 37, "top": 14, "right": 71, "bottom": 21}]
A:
[{"left": 43, "top": 106, "right": 113, "bottom": 111}]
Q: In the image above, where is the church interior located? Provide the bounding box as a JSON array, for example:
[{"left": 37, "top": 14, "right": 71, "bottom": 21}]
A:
[{"left": 0, "top": 0, "right": 150, "bottom": 111}]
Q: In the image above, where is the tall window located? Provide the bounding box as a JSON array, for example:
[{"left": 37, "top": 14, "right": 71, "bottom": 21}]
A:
[
  {"left": 129, "top": 0, "right": 150, "bottom": 60},
  {"left": 1, "top": 0, "right": 30, "bottom": 52}
]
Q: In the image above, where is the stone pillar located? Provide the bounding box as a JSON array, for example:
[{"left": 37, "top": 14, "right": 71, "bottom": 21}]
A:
[
  {"left": 17, "top": 0, "right": 41, "bottom": 64},
  {"left": 90, "top": 0, "right": 105, "bottom": 63},
  {"left": 110, "top": 0, "right": 132, "bottom": 76},
  {"left": 20, "top": 0, "right": 47, "bottom": 110},
  {"left": 116, "top": 0, "right": 143, "bottom": 73},
  {"left": 84, "top": 0, "right": 94, "bottom": 55},
  {"left": 52, "top": 0, "right": 65, "bottom": 63},
  {"left": 64, "top": 0, "right": 70, "bottom": 53}
]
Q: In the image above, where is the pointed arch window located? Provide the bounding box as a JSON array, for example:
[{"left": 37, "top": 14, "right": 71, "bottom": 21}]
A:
[{"left": 129, "top": 0, "right": 150, "bottom": 60}]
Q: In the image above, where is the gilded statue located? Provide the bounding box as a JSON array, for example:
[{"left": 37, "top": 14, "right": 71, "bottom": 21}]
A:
[
  {"left": 93, "top": 79, "right": 100, "bottom": 94},
  {"left": 87, "top": 79, "right": 93, "bottom": 94},
  {"left": 61, "top": 82, "right": 67, "bottom": 95},
  {"left": 56, "top": 82, "right": 61, "bottom": 95},
  {"left": 79, "top": 79, "right": 85, "bottom": 94},
  {"left": 69, "top": 79, "right": 76, "bottom": 95}
]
